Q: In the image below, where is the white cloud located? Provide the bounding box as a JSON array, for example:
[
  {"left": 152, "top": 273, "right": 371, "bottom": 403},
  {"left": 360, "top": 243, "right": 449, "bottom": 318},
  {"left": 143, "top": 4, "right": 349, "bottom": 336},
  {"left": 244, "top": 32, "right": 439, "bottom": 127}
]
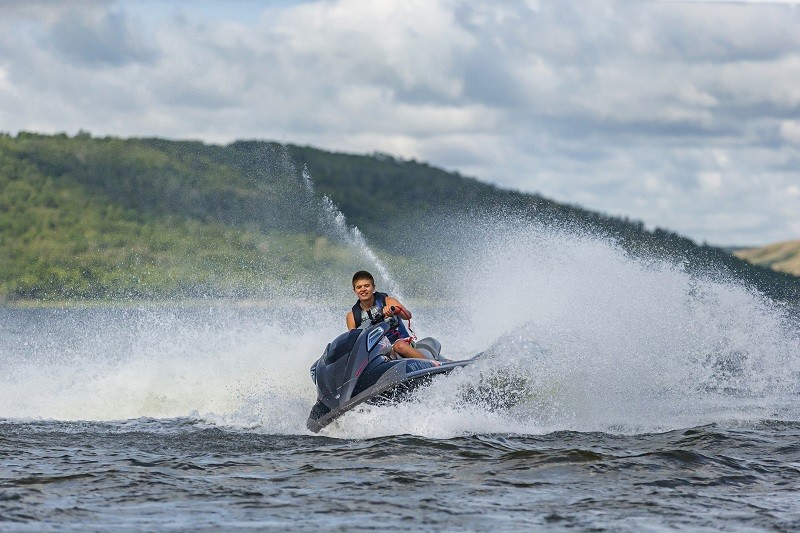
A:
[
  {"left": 697, "top": 172, "right": 723, "bottom": 194},
  {"left": 0, "top": 0, "right": 798, "bottom": 246},
  {"left": 780, "top": 120, "right": 800, "bottom": 145}
]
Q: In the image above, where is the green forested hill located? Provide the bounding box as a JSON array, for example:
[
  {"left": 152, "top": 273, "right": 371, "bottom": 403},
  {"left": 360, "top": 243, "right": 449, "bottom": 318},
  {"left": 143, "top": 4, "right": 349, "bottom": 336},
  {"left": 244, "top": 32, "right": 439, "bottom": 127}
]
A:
[
  {"left": 0, "top": 133, "right": 356, "bottom": 299},
  {"left": 1, "top": 132, "right": 797, "bottom": 303}
]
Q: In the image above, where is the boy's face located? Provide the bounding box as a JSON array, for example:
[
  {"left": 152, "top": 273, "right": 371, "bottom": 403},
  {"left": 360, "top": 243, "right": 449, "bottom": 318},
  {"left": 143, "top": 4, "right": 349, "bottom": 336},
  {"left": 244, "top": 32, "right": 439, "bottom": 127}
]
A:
[{"left": 353, "top": 278, "right": 375, "bottom": 303}]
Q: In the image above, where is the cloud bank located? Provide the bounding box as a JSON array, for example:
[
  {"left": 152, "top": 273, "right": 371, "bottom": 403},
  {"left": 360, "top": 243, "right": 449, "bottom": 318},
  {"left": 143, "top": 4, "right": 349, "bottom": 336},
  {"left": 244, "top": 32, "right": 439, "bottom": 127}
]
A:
[{"left": 1, "top": 0, "right": 798, "bottom": 245}]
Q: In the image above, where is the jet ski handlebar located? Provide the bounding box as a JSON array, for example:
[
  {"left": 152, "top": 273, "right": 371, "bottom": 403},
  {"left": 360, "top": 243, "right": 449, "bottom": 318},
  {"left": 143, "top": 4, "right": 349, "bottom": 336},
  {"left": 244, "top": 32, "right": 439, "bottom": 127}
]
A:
[{"left": 369, "top": 306, "right": 402, "bottom": 326}]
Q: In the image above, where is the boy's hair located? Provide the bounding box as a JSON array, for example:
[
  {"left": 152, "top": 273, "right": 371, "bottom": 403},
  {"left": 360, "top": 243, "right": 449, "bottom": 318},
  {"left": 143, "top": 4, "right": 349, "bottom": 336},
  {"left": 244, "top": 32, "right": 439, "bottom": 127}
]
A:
[{"left": 352, "top": 270, "right": 375, "bottom": 287}]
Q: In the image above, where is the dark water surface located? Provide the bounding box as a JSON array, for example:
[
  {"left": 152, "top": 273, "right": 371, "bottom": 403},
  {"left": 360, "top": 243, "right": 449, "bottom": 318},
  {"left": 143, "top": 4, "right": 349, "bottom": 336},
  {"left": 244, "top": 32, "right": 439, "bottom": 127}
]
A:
[{"left": 2, "top": 419, "right": 799, "bottom": 530}]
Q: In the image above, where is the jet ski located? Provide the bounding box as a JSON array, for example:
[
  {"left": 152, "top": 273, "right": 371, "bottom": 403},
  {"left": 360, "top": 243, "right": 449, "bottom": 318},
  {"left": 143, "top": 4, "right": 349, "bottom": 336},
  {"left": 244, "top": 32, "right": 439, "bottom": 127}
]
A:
[{"left": 307, "top": 310, "right": 479, "bottom": 433}]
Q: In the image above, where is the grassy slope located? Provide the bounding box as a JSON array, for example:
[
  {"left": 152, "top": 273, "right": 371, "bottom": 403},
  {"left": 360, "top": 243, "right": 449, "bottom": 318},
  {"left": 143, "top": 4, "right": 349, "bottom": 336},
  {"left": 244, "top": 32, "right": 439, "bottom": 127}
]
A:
[{"left": 735, "top": 240, "right": 800, "bottom": 277}]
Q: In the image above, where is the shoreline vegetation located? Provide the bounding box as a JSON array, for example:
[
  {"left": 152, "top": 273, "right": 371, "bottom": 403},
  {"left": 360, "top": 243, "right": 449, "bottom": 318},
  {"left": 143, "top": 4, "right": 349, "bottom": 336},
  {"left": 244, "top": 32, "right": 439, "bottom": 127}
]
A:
[{"left": 1, "top": 131, "right": 798, "bottom": 305}]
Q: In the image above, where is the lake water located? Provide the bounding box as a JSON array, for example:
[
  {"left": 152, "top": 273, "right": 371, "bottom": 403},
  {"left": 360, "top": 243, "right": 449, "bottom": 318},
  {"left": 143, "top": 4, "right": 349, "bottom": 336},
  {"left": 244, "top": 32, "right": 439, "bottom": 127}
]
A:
[
  {"left": 2, "top": 230, "right": 799, "bottom": 530},
  {"left": 4, "top": 418, "right": 799, "bottom": 530}
]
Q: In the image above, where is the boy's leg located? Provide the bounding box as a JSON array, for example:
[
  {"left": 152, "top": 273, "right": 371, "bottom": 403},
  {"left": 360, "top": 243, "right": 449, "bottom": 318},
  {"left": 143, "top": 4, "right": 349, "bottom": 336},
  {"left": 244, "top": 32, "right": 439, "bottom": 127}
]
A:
[{"left": 392, "top": 340, "right": 438, "bottom": 363}]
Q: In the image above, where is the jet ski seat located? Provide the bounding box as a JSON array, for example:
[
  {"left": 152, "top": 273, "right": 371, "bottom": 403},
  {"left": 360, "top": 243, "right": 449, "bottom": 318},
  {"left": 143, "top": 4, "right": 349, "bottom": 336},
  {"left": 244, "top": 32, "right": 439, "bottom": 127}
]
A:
[{"left": 415, "top": 337, "right": 449, "bottom": 362}]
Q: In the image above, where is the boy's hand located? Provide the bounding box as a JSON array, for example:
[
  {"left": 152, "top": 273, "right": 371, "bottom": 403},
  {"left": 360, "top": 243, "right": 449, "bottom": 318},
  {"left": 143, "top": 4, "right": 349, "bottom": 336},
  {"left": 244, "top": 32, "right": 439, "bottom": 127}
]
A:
[{"left": 384, "top": 304, "right": 409, "bottom": 319}]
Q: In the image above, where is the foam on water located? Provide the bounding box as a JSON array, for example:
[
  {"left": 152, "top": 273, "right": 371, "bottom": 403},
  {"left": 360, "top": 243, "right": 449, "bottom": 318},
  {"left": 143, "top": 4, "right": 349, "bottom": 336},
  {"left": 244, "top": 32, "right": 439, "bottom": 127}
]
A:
[
  {"left": 2, "top": 220, "right": 798, "bottom": 438},
  {"left": 0, "top": 305, "right": 327, "bottom": 432}
]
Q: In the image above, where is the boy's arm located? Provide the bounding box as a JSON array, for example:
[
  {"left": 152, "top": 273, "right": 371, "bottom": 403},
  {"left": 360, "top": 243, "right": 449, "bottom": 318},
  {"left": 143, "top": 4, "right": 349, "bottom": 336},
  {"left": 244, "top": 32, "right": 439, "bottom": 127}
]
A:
[
  {"left": 346, "top": 311, "right": 356, "bottom": 330},
  {"left": 384, "top": 296, "right": 412, "bottom": 320}
]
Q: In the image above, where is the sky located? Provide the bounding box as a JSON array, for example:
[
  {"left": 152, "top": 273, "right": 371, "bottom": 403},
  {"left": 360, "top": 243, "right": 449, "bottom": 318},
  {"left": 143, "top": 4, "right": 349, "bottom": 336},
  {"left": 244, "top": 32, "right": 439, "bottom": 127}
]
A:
[{"left": 1, "top": 0, "right": 799, "bottom": 246}]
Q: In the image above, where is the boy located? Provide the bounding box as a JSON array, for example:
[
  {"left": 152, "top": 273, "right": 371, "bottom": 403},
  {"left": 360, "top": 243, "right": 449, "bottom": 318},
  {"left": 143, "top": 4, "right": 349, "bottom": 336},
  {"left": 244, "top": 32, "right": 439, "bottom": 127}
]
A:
[{"left": 346, "top": 270, "right": 439, "bottom": 366}]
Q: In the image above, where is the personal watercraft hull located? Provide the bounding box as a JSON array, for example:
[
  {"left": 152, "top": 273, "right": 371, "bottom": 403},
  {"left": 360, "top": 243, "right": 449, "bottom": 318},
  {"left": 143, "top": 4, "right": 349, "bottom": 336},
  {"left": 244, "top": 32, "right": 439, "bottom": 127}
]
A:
[{"left": 307, "top": 356, "right": 477, "bottom": 433}]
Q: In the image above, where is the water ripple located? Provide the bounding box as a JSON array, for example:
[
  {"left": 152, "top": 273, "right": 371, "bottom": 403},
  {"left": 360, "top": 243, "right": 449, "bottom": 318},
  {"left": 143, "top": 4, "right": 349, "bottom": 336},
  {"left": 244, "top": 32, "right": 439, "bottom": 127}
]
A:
[{"left": 1, "top": 419, "right": 799, "bottom": 529}]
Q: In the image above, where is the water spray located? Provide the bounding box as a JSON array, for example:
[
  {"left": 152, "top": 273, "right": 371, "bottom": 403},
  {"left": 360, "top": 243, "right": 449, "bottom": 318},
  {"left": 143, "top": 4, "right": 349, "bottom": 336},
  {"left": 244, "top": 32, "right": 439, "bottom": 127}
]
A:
[{"left": 301, "top": 165, "right": 402, "bottom": 297}]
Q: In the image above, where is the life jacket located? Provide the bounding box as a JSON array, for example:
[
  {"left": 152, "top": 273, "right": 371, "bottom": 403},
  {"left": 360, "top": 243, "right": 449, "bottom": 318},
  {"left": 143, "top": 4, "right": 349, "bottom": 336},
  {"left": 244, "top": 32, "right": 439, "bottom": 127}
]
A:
[{"left": 352, "top": 291, "right": 410, "bottom": 342}]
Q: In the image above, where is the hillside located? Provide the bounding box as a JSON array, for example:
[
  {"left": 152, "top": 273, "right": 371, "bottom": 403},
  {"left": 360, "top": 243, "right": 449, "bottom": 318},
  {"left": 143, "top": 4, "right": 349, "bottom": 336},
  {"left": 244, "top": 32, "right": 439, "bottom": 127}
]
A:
[
  {"left": 0, "top": 133, "right": 366, "bottom": 300},
  {"left": 735, "top": 240, "right": 800, "bottom": 277},
  {"left": 0, "top": 132, "right": 797, "bottom": 303}
]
